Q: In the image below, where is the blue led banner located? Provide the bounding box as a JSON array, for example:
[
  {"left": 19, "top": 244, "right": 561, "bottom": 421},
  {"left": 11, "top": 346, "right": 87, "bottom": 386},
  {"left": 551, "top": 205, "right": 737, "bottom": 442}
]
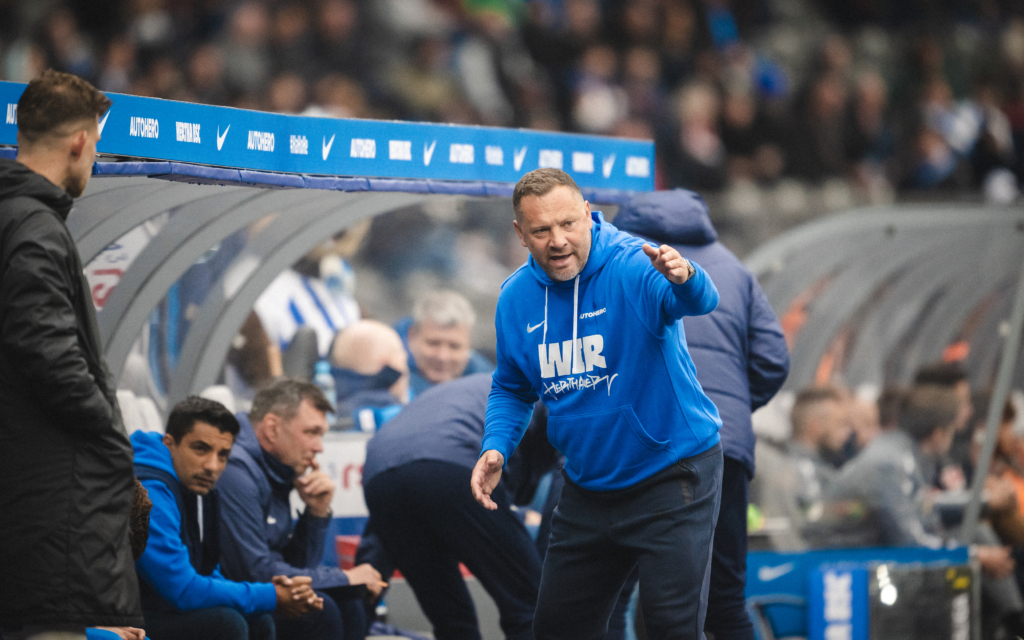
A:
[{"left": 1, "top": 81, "right": 654, "bottom": 191}]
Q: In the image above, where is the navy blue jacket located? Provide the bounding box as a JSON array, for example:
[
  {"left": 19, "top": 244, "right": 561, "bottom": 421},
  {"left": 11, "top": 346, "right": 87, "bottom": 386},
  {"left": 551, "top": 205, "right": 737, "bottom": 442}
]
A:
[
  {"left": 614, "top": 189, "right": 789, "bottom": 476},
  {"left": 363, "top": 373, "right": 493, "bottom": 486},
  {"left": 216, "top": 414, "right": 350, "bottom": 589}
]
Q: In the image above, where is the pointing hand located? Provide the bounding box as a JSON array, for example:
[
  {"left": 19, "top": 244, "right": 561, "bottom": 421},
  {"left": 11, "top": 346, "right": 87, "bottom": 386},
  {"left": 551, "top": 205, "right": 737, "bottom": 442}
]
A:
[{"left": 642, "top": 243, "right": 693, "bottom": 285}]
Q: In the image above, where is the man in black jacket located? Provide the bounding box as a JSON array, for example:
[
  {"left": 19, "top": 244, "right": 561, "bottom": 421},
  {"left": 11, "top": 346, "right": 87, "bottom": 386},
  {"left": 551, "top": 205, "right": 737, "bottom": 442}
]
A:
[{"left": 0, "top": 70, "right": 144, "bottom": 639}]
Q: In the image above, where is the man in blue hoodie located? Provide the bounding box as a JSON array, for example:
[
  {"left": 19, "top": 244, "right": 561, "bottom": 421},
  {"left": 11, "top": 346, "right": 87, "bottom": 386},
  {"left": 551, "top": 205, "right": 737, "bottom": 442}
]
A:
[
  {"left": 132, "top": 396, "right": 322, "bottom": 640},
  {"left": 216, "top": 378, "right": 385, "bottom": 640},
  {"left": 472, "top": 168, "right": 724, "bottom": 639},
  {"left": 614, "top": 190, "right": 789, "bottom": 640}
]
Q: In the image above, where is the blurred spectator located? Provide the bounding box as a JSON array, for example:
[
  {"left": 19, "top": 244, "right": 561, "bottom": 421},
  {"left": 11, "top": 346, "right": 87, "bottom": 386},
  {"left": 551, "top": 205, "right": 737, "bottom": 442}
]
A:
[
  {"left": 311, "top": 0, "right": 364, "bottom": 80},
  {"left": 187, "top": 45, "right": 229, "bottom": 106},
  {"left": 0, "top": 0, "right": 1020, "bottom": 205},
  {"left": 42, "top": 8, "right": 96, "bottom": 80},
  {"left": 786, "top": 73, "right": 850, "bottom": 182},
  {"left": 97, "top": 36, "right": 136, "bottom": 93},
  {"left": 127, "top": 0, "right": 175, "bottom": 66},
  {"left": 270, "top": 2, "right": 314, "bottom": 77},
  {"left": 845, "top": 69, "right": 896, "bottom": 192},
  {"left": 384, "top": 36, "right": 464, "bottom": 122},
  {"left": 571, "top": 44, "right": 627, "bottom": 133},
  {"left": 395, "top": 290, "right": 494, "bottom": 397},
  {"left": 659, "top": 0, "right": 704, "bottom": 88},
  {"left": 719, "top": 88, "right": 784, "bottom": 183},
  {"left": 622, "top": 46, "right": 665, "bottom": 121},
  {"left": 788, "top": 385, "right": 850, "bottom": 513},
  {"left": 329, "top": 319, "right": 410, "bottom": 431},
  {"left": 824, "top": 384, "right": 958, "bottom": 547},
  {"left": 221, "top": 2, "right": 271, "bottom": 96},
  {"left": 841, "top": 391, "right": 882, "bottom": 460},
  {"left": 662, "top": 80, "right": 728, "bottom": 189},
  {"left": 267, "top": 72, "right": 307, "bottom": 114},
  {"left": 253, "top": 244, "right": 361, "bottom": 360},
  {"left": 915, "top": 361, "right": 974, "bottom": 489},
  {"left": 308, "top": 73, "right": 369, "bottom": 118},
  {"left": 877, "top": 385, "right": 909, "bottom": 432}
]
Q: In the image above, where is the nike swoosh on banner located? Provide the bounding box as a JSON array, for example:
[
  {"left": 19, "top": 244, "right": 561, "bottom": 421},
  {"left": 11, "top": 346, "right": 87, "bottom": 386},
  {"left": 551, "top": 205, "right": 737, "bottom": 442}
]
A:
[
  {"left": 527, "top": 321, "right": 545, "bottom": 333},
  {"left": 217, "top": 125, "right": 230, "bottom": 150},
  {"left": 757, "top": 563, "right": 794, "bottom": 582},
  {"left": 424, "top": 140, "right": 436, "bottom": 166},
  {"left": 322, "top": 134, "right": 335, "bottom": 160},
  {"left": 514, "top": 146, "right": 528, "bottom": 171},
  {"left": 602, "top": 154, "right": 616, "bottom": 178},
  {"left": 98, "top": 110, "right": 111, "bottom": 135}
]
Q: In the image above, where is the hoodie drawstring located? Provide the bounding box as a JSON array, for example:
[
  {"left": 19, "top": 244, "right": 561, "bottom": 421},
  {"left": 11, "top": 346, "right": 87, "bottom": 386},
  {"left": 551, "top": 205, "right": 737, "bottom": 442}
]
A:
[
  {"left": 542, "top": 287, "right": 548, "bottom": 346},
  {"left": 572, "top": 275, "right": 580, "bottom": 374}
]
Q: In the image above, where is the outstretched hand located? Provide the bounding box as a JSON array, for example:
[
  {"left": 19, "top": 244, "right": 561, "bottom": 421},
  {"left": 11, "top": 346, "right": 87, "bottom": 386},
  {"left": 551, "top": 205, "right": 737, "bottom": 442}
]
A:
[
  {"left": 471, "top": 450, "right": 505, "bottom": 510},
  {"left": 642, "top": 243, "right": 693, "bottom": 285}
]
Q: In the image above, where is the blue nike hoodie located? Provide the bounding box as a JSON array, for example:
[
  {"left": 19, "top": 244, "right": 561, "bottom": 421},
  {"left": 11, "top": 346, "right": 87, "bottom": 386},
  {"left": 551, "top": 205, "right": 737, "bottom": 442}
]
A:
[
  {"left": 482, "top": 210, "right": 722, "bottom": 490},
  {"left": 131, "top": 430, "right": 277, "bottom": 614}
]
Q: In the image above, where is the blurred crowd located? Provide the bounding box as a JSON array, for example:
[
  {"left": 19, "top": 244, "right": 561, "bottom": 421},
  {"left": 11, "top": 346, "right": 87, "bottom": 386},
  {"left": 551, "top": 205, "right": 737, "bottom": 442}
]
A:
[
  {"left": 2, "top": 0, "right": 1024, "bottom": 203},
  {"left": 750, "top": 362, "right": 1024, "bottom": 637}
]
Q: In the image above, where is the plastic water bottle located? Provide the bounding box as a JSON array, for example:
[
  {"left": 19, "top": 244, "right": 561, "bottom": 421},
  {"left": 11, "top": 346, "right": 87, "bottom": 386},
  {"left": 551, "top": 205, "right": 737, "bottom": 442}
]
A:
[{"left": 313, "top": 360, "right": 337, "bottom": 428}]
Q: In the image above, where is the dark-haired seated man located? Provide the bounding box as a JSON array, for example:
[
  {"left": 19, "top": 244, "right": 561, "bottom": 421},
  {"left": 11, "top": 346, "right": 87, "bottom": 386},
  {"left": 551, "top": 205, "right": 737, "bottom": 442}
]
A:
[
  {"left": 217, "top": 379, "right": 385, "bottom": 640},
  {"left": 132, "top": 396, "right": 321, "bottom": 640}
]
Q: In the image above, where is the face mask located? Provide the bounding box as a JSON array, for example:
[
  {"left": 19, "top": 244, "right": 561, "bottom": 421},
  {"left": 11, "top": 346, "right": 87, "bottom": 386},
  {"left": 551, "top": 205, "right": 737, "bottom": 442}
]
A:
[{"left": 330, "top": 365, "right": 403, "bottom": 399}]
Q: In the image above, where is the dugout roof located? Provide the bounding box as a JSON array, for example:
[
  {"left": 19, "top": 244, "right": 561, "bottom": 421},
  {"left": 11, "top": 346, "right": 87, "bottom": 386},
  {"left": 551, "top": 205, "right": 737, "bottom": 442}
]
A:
[{"left": 1, "top": 81, "right": 654, "bottom": 401}]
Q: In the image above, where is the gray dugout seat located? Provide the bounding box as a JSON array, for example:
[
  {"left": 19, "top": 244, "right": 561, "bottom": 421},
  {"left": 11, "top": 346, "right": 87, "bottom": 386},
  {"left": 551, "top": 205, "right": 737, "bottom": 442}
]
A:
[{"left": 745, "top": 206, "right": 1024, "bottom": 390}]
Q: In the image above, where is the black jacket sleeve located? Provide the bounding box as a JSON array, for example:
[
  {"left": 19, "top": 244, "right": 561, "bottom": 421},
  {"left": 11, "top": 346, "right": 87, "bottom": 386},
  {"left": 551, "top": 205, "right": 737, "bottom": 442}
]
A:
[{"left": 0, "top": 210, "right": 114, "bottom": 433}]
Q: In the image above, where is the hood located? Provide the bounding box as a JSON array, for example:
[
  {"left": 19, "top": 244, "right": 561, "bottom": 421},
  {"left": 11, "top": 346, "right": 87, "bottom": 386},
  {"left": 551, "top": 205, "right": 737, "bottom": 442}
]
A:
[
  {"left": 613, "top": 189, "right": 717, "bottom": 246},
  {"left": 527, "top": 210, "right": 621, "bottom": 288},
  {"left": 0, "top": 158, "right": 74, "bottom": 220},
  {"left": 234, "top": 412, "right": 263, "bottom": 460},
  {"left": 131, "top": 430, "right": 177, "bottom": 478}
]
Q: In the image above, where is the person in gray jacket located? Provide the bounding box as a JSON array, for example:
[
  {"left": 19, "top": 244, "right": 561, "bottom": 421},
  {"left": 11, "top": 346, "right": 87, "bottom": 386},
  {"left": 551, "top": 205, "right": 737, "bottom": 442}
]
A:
[
  {"left": 822, "top": 385, "right": 952, "bottom": 547},
  {"left": 823, "top": 384, "right": 1024, "bottom": 636}
]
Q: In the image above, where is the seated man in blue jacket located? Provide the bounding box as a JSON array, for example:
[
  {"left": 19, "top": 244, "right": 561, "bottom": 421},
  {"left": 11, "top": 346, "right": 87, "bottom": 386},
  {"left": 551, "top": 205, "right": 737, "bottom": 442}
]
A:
[
  {"left": 216, "top": 378, "right": 385, "bottom": 640},
  {"left": 132, "top": 396, "right": 322, "bottom": 640}
]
